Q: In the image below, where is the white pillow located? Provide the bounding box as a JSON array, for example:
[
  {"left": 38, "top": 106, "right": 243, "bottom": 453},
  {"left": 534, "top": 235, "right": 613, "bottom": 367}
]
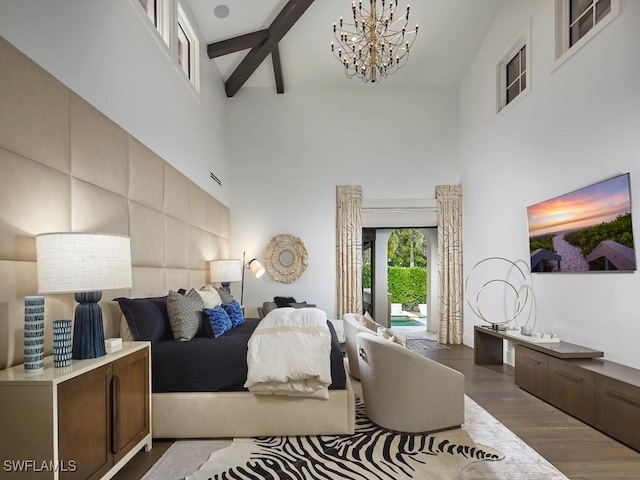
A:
[
  {"left": 377, "top": 326, "right": 405, "bottom": 347},
  {"left": 360, "top": 312, "right": 378, "bottom": 331},
  {"left": 196, "top": 285, "right": 222, "bottom": 309}
]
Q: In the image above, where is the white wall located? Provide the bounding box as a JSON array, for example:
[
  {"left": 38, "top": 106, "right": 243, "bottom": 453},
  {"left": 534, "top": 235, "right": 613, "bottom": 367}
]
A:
[
  {"left": 0, "top": 0, "right": 230, "bottom": 204},
  {"left": 228, "top": 87, "right": 460, "bottom": 318},
  {"left": 460, "top": 0, "right": 640, "bottom": 368}
]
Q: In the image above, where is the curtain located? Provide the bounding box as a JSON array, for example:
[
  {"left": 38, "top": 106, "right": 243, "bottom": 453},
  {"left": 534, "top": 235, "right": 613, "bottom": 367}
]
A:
[
  {"left": 336, "top": 185, "right": 363, "bottom": 318},
  {"left": 436, "top": 185, "right": 463, "bottom": 344}
]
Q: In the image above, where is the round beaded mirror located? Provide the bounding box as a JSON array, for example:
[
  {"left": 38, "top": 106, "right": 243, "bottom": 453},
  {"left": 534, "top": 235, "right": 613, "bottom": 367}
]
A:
[{"left": 263, "top": 234, "right": 308, "bottom": 284}]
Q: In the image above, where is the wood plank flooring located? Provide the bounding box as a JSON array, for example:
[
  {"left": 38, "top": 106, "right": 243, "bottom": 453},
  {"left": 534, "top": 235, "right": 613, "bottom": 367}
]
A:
[
  {"left": 420, "top": 344, "right": 640, "bottom": 479},
  {"left": 114, "top": 344, "right": 640, "bottom": 479}
]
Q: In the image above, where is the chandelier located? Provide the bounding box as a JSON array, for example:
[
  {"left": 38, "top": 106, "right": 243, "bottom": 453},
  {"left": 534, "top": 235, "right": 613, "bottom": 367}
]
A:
[{"left": 331, "top": 0, "right": 418, "bottom": 83}]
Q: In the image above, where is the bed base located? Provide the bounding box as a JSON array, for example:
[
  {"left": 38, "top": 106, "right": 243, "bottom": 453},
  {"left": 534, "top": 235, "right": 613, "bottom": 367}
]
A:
[{"left": 152, "top": 375, "right": 355, "bottom": 438}]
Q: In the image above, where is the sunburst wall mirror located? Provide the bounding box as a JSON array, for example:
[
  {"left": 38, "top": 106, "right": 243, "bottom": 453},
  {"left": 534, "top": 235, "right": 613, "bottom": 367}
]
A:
[{"left": 263, "top": 234, "right": 308, "bottom": 284}]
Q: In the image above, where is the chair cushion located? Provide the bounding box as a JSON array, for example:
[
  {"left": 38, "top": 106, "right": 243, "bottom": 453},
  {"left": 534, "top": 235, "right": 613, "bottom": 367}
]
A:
[{"left": 261, "top": 302, "right": 278, "bottom": 318}]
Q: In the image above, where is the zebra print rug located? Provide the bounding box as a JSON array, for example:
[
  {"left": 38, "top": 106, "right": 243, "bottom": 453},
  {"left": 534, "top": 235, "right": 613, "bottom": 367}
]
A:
[{"left": 184, "top": 398, "right": 503, "bottom": 480}]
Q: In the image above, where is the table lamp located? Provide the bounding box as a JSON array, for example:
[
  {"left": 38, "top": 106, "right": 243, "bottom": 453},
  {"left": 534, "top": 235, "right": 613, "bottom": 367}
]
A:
[
  {"left": 36, "top": 232, "right": 132, "bottom": 360},
  {"left": 209, "top": 259, "right": 243, "bottom": 293}
]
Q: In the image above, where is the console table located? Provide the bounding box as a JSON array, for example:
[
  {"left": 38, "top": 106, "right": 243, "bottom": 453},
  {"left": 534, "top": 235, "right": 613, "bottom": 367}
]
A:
[
  {"left": 474, "top": 325, "right": 603, "bottom": 364},
  {"left": 474, "top": 326, "right": 640, "bottom": 452}
]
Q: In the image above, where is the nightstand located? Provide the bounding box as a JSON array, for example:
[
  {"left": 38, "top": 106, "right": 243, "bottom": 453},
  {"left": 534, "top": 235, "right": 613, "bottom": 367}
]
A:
[{"left": 0, "top": 342, "right": 152, "bottom": 480}]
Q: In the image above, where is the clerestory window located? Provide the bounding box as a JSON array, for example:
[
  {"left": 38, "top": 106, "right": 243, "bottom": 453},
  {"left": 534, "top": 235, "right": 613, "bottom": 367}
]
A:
[
  {"left": 569, "top": 0, "right": 612, "bottom": 47},
  {"left": 554, "top": 0, "right": 620, "bottom": 67},
  {"left": 506, "top": 46, "right": 527, "bottom": 106},
  {"left": 496, "top": 21, "right": 531, "bottom": 118},
  {"left": 177, "top": 2, "right": 200, "bottom": 91},
  {"left": 137, "top": 0, "right": 169, "bottom": 46},
  {"left": 130, "top": 0, "right": 200, "bottom": 94}
]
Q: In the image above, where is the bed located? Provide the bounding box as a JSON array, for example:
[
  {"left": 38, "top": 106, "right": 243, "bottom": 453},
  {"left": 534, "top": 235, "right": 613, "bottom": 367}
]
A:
[{"left": 115, "top": 295, "right": 355, "bottom": 439}]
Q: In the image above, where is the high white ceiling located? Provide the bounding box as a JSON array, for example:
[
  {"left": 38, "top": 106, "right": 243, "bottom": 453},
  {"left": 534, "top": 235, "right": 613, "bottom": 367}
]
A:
[{"left": 183, "top": 0, "right": 507, "bottom": 90}]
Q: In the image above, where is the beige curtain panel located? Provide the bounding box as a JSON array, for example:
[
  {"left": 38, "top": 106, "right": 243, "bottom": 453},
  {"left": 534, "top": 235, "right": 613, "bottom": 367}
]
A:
[
  {"left": 436, "top": 185, "right": 463, "bottom": 344},
  {"left": 336, "top": 185, "right": 363, "bottom": 318}
]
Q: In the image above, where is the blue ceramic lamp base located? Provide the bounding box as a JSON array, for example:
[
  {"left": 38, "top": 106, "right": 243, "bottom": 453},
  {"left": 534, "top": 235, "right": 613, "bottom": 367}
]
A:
[{"left": 72, "top": 291, "right": 107, "bottom": 360}]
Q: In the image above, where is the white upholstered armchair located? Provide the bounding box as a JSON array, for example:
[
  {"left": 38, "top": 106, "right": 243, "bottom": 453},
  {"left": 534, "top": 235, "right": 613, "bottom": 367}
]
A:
[
  {"left": 343, "top": 313, "right": 371, "bottom": 379},
  {"left": 343, "top": 313, "right": 405, "bottom": 380},
  {"left": 356, "top": 332, "right": 465, "bottom": 433}
]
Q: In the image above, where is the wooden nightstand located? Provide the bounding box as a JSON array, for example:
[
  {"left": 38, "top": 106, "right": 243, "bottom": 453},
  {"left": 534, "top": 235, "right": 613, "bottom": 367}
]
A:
[{"left": 0, "top": 342, "right": 152, "bottom": 480}]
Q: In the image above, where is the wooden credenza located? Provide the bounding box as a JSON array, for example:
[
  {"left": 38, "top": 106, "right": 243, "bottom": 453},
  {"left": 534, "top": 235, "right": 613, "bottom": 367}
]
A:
[
  {"left": 475, "top": 326, "right": 640, "bottom": 452},
  {"left": 0, "top": 342, "right": 151, "bottom": 480}
]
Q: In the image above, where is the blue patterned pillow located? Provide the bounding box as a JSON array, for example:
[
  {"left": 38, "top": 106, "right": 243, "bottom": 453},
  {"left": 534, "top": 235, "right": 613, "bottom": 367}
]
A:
[
  {"left": 203, "top": 306, "right": 232, "bottom": 338},
  {"left": 222, "top": 300, "right": 245, "bottom": 327}
]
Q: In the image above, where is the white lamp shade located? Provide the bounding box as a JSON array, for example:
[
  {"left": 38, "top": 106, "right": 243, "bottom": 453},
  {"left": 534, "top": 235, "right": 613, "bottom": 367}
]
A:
[
  {"left": 36, "top": 233, "right": 132, "bottom": 294},
  {"left": 249, "top": 259, "right": 265, "bottom": 278},
  {"left": 209, "top": 259, "right": 242, "bottom": 283}
]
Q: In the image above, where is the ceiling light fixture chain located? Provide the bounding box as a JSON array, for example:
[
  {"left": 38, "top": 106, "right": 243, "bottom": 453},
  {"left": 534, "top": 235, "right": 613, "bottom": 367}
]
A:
[{"left": 331, "top": 0, "right": 418, "bottom": 83}]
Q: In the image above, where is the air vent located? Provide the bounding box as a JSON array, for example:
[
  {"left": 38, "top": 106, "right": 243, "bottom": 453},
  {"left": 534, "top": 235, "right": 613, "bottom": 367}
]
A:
[{"left": 210, "top": 172, "right": 222, "bottom": 186}]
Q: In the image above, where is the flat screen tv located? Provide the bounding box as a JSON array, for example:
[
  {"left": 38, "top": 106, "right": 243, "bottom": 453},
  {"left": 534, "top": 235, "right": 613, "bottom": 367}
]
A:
[{"left": 527, "top": 173, "right": 636, "bottom": 272}]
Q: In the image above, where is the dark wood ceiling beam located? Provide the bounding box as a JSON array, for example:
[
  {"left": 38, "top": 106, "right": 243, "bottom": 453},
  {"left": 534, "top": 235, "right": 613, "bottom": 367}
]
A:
[
  {"left": 207, "top": 30, "right": 269, "bottom": 59},
  {"left": 271, "top": 44, "right": 284, "bottom": 94},
  {"left": 225, "top": 0, "right": 315, "bottom": 97}
]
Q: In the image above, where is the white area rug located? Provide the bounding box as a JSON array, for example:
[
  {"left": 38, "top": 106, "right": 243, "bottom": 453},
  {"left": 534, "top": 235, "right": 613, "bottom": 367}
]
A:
[
  {"left": 458, "top": 397, "right": 568, "bottom": 479},
  {"left": 142, "top": 440, "right": 232, "bottom": 480},
  {"left": 142, "top": 396, "right": 568, "bottom": 480}
]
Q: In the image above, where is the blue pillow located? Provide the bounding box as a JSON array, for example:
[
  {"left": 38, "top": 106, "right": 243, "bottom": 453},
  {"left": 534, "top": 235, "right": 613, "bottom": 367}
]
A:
[
  {"left": 203, "top": 306, "right": 232, "bottom": 338},
  {"left": 222, "top": 300, "right": 245, "bottom": 327}
]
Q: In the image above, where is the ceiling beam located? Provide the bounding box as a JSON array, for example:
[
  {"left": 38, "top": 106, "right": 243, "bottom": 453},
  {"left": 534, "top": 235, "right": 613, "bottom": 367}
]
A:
[
  {"left": 225, "top": 0, "right": 315, "bottom": 97},
  {"left": 271, "top": 44, "right": 284, "bottom": 94},
  {"left": 207, "top": 30, "right": 269, "bottom": 59}
]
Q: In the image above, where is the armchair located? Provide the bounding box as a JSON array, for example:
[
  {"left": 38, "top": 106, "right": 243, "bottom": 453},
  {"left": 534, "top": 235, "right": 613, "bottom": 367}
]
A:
[
  {"left": 356, "top": 331, "right": 464, "bottom": 433},
  {"left": 343, "top": 313, "right": 405, "bottom": 380}
]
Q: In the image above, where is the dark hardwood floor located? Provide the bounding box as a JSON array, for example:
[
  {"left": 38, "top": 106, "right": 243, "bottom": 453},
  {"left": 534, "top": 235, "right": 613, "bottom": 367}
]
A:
[
  {"left": 114, "top": 344, "right": 640, "bottom": 479},
  {"left": 421, "top": 344, "right": 640, "bottom": 479}
]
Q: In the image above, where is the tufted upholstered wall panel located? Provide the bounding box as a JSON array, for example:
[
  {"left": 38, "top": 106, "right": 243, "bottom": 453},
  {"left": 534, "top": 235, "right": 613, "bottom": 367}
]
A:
[{"left": 0, "top": 37, "right": 230, "bottom": 369}]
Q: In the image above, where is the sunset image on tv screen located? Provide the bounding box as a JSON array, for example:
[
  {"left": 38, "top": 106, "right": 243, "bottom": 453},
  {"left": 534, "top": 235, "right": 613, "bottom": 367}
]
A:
[{"left": 527, "top": 173, "right": 636, "bottom": 272}]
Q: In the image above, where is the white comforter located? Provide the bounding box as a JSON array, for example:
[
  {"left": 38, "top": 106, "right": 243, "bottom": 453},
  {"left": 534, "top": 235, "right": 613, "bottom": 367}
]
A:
[{"left": 244, "top": 307, "right": 332, "bottom": 399}]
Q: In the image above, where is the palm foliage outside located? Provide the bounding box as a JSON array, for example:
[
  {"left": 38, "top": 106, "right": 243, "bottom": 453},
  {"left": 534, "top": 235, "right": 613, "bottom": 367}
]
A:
[{"left": 363, "top": 229, "right": 428, "bottom": 312}]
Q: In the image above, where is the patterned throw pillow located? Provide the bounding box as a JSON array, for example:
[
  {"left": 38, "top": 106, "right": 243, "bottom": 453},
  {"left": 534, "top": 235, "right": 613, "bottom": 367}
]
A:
[
  {"left": 167, "top": 290, "right": 203, "bottom": 341},
  {"left": 221, "top": 300, "right": 244, "bottom": 327},
  {"left": 203, "top": 306, "right": 233, "bottom": 338}
]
